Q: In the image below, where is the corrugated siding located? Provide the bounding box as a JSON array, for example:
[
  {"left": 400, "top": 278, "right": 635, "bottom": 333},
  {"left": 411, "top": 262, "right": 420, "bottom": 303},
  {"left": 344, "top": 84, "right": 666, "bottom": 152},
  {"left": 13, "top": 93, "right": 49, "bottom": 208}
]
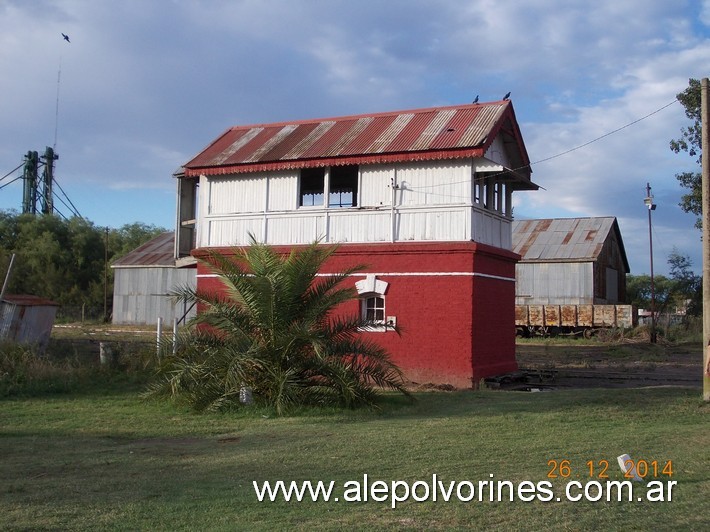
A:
[
  {"left": 0, "top": 300, "right": 57, "bottom": 351},
  {"left": 112, "top": 267, "right": 197, "bottom": 325},
  {"left": 515, "top": 262, "right": 594, "bottom": 305},
  {"left": 267, "top": 172, "right": 298, "bottom": 211},
  {"left": 198, "top": 160, "right": 514, "bottom": 248},
  {"left": 208, "top": 175, "right": 267, "bottom": 214},
  {"left": 397, "top": 160, "right": 470, "bottom": 206},
  {"left": 360, "top": 165, "right": 393, "bottom": 207}
]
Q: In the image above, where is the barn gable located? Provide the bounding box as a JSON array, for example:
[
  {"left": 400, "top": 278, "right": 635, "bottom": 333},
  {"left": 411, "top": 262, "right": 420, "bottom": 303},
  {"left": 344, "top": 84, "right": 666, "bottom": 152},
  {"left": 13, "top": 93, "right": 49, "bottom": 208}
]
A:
[{"left": 513, "top": 217, "right": 629, "bottom": 305}]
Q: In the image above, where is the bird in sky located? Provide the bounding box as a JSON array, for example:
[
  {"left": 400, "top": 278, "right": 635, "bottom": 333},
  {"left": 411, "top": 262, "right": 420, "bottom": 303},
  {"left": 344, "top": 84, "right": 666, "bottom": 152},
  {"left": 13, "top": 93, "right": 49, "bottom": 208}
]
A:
[
  {"left": 62, "top": 33, "right": 70, "bottom": 43},
  {"left": 472, "top": 95, "right": 479, "bottom": 104},
  {"left": 503, "top": 91, "right": 511, "bottom": 100}
]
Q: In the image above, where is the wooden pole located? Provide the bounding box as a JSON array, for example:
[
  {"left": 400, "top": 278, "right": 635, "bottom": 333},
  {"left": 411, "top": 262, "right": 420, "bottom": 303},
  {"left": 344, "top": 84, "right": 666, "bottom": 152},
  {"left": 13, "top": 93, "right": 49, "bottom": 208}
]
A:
[{"left": 701, "top": 77, "right": 710, "bottom": 402}]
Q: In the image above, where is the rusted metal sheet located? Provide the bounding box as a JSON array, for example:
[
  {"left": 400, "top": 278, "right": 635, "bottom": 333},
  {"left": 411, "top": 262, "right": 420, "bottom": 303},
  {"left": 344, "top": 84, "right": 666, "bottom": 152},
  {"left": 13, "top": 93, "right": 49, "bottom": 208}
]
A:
[
  {"left": 528, "top": 305, "right": 544, "bottom": 327},
  {"left": 182, "top": 101, "right": 529, "bottom": 178},
  {"left": 577, "top": 304, "right": 594, "bottom": 327},
  {"left": 544, "top": 305, "right": 561, "bottom": 327},
  {"left": 111, "top": 232, "right": 176, "bottom": 268},
  {"left": 0, "top": 295, "right": 59, "bottom": 352},
  {"left": 514, "top": 304, "right": 528, "bottom": 326},
  {"left": 614, "top": 305, "right": 635, "bottom": 328},
  {"left": 560, "top": 304, "right": 577, "bottom": 327},
  {"left": 593, "top": 305, "right": 616, "bottom": 326},
  {"left": 512, "top": 217, "right": 616, "bottom": 262}
]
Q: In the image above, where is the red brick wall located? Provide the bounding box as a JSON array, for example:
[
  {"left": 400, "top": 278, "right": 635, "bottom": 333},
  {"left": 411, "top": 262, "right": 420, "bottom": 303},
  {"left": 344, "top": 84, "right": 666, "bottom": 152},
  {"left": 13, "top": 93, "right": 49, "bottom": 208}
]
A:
[{"left": 194, "top": 241, "right": 519, "bottom": 388}]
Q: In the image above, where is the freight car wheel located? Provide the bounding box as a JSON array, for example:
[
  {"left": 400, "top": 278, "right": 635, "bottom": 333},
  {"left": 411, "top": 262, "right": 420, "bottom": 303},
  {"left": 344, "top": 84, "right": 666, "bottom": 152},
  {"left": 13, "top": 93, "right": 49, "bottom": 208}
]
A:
[{"left": 583, "top": 328, "right": 595, "bottom": 339}]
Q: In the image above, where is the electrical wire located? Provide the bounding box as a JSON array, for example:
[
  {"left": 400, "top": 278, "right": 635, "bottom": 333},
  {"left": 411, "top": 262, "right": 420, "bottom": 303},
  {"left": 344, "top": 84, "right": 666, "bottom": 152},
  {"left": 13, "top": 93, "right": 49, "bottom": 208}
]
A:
[
  {"left": 0, "top": 162, "right": 24, "bottom": 184},
  {"left": 0, "top": 175, "right": 23, "bottom": 190},
  {"left": 52, "top": 177, "right": 82, "bottom": 218},
  {"left": 405, "top": 98, "right": 680, "bottom": 194}
]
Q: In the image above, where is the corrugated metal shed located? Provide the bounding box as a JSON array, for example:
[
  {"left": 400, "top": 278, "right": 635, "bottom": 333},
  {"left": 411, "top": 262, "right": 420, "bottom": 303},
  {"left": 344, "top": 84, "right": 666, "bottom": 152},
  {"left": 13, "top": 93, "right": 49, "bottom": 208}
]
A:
[
  {"left": 183, "top": 100, "right": 534, "bottom": 185},
  {"left": 111, "top": 232, "right": 197, "bottom": 325},
  {"left": 512, "top": 217, "right": 629, "bottom": 271},
  {"left": 0, "top": 295, "right": 59, "bottom": 352}
]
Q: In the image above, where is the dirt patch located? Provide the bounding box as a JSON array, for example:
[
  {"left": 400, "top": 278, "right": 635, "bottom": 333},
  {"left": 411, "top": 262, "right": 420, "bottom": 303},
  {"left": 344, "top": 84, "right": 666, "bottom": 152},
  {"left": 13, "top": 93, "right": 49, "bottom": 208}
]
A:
[{"left": 514, "top": 340, "right": 702, "bottom": 389}]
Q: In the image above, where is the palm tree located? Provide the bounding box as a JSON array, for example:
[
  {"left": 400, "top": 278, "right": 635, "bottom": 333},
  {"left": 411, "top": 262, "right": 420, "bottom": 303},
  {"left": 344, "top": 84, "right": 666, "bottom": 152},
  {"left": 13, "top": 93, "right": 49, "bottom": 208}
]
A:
[{"left": 148, "top": 237, "right": 410, "bottom": 414}]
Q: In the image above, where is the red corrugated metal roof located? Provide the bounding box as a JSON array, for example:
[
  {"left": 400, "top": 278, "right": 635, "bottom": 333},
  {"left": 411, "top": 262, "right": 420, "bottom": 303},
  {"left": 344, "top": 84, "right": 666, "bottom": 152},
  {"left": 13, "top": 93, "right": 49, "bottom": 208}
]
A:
[
  {"left": 183, "top": 100, "right": 531, "bottom": 178},
  {"left": 1, "top": 295, "right": 60, "bottom": 307},
  {"left": 111, "top": 232, "right": 176, "bottom": 268}
]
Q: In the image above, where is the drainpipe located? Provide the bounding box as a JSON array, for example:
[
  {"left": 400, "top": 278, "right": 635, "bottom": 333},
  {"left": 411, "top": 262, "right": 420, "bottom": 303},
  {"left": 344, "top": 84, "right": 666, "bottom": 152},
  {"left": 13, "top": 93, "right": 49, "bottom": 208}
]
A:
[{"left": 390, "top": 172, "right": 398, "bottom": 243}]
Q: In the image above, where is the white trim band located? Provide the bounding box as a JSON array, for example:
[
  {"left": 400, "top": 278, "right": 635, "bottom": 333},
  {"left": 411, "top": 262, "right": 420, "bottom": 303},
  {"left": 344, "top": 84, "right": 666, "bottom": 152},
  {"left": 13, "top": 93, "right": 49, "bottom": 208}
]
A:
[{"left": 197, "top": 271, "right": 515, "bottom": 282}]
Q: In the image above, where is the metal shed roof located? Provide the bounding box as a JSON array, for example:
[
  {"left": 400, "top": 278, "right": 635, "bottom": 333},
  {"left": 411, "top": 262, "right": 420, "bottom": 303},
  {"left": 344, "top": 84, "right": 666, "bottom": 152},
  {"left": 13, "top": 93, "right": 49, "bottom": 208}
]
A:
[
  {"left": 182, "top": 100, "right": 534, "bottom": 185},
  {"left": 111, "top": 232, "right": 176, "bottom": 268},
  {"left": 1, "top": 295, "right": 60, "bottom": 307},
  {"left": 512, "top": 217, "right": 629, "bottom": 271}
]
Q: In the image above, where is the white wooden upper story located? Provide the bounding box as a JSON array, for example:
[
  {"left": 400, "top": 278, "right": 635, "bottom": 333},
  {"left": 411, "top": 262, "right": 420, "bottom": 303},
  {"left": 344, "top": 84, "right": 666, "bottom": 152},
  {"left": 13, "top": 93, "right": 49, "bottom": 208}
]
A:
[{"left": 176, "top": 101, "right": 537, "bottom": 257}]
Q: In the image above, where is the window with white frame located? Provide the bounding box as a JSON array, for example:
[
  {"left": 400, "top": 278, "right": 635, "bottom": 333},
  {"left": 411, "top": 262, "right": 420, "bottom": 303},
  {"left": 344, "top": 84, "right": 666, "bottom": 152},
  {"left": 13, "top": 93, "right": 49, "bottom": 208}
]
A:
[
  {"left": 329, "top": 165, "right": 358, "bottom": 207},
  {"left": 299, "top": 165, "right": 359, "bottom": 208},
  {"left": 355, "top": 274, "right": 390, "bottom": 330},
  {"left": 299, "top": 167, "right": 325, "bottom": 206},
  {"left": 362, "top": 295, "right": 385, "bottom": 324}
]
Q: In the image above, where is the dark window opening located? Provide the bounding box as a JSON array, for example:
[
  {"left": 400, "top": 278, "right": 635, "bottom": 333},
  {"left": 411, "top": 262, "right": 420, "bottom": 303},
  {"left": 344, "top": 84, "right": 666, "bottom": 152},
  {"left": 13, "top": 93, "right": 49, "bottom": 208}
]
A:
[
  {"left": 300, "top": 168, "right": 325, "bottom": 206},
  {"left": 329, "top": 165, "right": 358, "bottom": 207},
  {"left": 362, "top": 296, "right": 385, "bottom": 324}
]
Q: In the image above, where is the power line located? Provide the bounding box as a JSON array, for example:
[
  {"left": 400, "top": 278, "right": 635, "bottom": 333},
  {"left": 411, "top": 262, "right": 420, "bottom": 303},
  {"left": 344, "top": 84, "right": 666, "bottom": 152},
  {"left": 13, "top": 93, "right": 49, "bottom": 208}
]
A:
[
  {"left": 52, "top": 177, "right": 82, "bottom": 218},
  {"left": 0, "top": 162, "right": 24, "bottom": 184},
  {"left": 531, "top": 99, "right": 679, "bottom": 166},
  {"left": 407, "top": 98, "right": 681, "bottom": 192},
  {"left": 0, "top": 175, "right": 23, "bottom": 190}
]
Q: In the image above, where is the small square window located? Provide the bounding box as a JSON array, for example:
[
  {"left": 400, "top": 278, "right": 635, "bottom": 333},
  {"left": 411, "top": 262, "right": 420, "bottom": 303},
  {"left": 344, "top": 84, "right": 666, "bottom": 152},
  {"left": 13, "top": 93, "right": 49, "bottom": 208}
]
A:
[{"left": 362, "top": 295, "right": 385, "bottom": 324}]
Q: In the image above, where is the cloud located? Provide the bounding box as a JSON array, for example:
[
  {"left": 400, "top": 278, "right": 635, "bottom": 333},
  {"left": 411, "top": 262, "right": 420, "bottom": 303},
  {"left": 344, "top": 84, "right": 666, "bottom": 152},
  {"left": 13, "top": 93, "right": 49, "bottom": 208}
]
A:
[{"left": 0, "top": 0, "right": 708, "bottom": 274}]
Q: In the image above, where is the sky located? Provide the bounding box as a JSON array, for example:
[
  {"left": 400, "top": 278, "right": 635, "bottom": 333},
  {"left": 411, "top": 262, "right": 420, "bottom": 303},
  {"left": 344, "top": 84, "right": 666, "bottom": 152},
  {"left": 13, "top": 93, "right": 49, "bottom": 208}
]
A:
[{"left": 1, "top": 0, "right": 709, "bottom": 276}]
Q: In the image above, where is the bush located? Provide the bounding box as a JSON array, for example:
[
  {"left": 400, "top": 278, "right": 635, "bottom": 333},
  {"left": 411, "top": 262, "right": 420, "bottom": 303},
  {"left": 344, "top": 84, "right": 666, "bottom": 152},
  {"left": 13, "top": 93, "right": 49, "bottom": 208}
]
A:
[{"left": 0, "top": 341, "right": 91, "bottom": 396}]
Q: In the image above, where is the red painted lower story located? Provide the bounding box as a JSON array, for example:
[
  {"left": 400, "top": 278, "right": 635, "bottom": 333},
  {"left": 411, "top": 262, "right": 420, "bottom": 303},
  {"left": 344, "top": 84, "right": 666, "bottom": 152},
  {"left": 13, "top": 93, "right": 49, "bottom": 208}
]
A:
[{"left": 194, "top": 241, "right": 519, "bottom": 389}]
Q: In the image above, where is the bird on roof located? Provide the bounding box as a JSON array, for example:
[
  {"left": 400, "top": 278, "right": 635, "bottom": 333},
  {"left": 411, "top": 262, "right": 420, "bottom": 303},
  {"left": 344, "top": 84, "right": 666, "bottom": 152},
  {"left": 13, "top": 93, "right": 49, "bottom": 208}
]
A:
[
  {"left": 503, "top": 91, "right": 511, "bottom": 100},
  {"left": 62, "top": 33, "right": 70, "bottom": 43},
  {"left": 472, "top": 95, "right": 479, "bottom": 104}
]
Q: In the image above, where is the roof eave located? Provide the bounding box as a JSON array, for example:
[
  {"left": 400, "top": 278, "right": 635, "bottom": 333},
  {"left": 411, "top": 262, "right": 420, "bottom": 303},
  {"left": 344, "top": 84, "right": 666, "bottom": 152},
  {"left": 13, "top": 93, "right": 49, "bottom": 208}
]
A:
[{"left": 183, "top": 147, "right": 488, "bottom": 178}]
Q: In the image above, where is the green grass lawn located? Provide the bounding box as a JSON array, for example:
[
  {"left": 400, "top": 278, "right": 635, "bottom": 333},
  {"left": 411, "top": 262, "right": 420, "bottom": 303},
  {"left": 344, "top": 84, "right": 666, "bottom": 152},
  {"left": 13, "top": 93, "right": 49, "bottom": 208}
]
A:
[{"left": 1, "top": 384, "right": 707, "bottom": 531}]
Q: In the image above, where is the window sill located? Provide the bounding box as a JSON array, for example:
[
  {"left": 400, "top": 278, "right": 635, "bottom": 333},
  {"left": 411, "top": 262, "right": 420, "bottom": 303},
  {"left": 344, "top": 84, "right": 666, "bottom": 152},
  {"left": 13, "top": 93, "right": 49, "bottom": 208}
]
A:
[{"left": 358, "top": 324, "right": 393, "bottom": 333}]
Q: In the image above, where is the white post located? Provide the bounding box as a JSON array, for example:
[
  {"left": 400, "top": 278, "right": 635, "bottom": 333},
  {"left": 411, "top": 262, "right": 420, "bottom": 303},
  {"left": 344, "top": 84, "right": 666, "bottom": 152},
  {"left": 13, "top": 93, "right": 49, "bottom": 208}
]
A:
[
  {"left": 172, "top": 317, "right": 178, "bottom": 355},
  {"left": 156, "top": 317, "right": 163, "bottom": 355}
]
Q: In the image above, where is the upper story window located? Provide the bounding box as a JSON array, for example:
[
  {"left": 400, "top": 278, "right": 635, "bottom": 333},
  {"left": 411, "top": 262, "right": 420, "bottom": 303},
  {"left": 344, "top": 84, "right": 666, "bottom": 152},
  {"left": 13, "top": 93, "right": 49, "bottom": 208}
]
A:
[
  {"left": 300, "top": 168, "right": 325, "bottom": 207},
  {"left": 299, "top": 165, "right": 358, "bottom": 208},
  {"left": 329, "top": 165, "right": 358, "bottom": 207}
]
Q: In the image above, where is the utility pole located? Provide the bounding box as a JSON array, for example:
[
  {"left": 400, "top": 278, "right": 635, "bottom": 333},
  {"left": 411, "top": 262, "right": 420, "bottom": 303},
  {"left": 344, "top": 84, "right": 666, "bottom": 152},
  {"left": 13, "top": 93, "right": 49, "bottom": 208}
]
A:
[
  {"left": 40, "top": 146, "right": 57, "bottom": 215},
  {"left": 22, "top": 151, "right": 39, "bottom": 214},
  {"left": 644, "top": 183, "right": 657, "bottom": 344},
  {"left": 104, "top": 227, "right": 109, "bottom": 322},
  {"left": 701, "top": 77, "right": 710, "bottom": 402}
]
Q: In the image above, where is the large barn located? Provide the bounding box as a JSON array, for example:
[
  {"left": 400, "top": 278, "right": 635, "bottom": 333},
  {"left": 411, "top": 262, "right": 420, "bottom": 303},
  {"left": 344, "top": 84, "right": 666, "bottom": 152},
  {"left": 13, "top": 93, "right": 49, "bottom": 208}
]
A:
[
  {"left": 512, "top": 217, "right": 630, "bottom": 306},
  {"left": 176, "top": 100, "right": 538, "bottom": 387}
]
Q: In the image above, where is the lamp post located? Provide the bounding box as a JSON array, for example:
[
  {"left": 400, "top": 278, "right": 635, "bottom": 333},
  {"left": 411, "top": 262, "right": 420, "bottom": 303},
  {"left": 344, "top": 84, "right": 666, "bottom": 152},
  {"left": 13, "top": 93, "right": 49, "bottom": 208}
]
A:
[{"left": 644, "top": 183, "right": 657, "bottom": 343}]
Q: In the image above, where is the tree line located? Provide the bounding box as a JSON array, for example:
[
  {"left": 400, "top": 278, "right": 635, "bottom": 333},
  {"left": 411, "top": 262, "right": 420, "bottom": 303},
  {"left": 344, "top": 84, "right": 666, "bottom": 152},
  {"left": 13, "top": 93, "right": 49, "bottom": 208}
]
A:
[{"left": 0, "top": 210, "right": 166, "bottom": 319}]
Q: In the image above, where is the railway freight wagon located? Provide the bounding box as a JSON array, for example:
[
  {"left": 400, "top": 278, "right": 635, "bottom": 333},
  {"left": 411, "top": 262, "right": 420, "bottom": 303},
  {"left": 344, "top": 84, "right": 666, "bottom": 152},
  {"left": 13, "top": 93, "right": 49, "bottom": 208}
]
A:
[{"left": 515, "top": 304, "right": 636, "bottom": 337}]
